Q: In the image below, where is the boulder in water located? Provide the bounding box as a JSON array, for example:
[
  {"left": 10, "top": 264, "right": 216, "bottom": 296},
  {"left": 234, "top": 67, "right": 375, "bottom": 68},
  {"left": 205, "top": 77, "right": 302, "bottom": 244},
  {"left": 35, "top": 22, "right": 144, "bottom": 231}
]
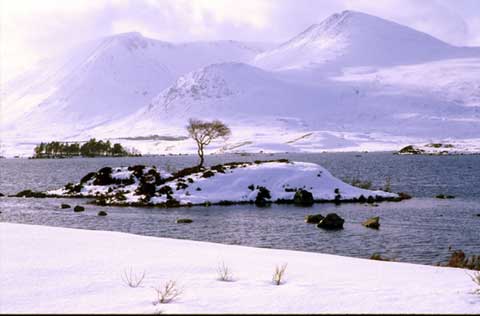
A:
[
  {"left": 362, "top": 216, "right": 380, "bottom": 229},
  {"left": 317, "top": 213, "right": 345, "bottom": 230}
]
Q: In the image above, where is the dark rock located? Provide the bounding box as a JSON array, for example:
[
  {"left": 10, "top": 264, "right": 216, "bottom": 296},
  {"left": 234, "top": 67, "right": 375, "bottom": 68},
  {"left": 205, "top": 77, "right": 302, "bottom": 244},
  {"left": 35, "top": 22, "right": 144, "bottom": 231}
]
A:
[
  {"left": 476, "top": 214, "right": 480, "bottom": 217},
  {"left": 366, "top": 195, "right": 375, "bottom": 204},
  {"left": 158, "top": 185, "right": 173, "bottom": 195},
  {"left": 358, "top": 195, "right": 367, "bottom": 203},
  {"left": 176, "top": 218, "right": 193, "bottom": 224},
  {"left": 397, "top": 192, "right": 412, "bottom": 200},
  {"left": 436, "top": 194, "right": 455, "bottom": 199},
  {"left": 0, "top": 193, "right": 4, "bottom": 197},
  {"left": 93, "top": 167, "right": 113, "bottom": 185},
  {"left": 164, "top": 198, "right": 180, "bottom": 207},
  {"left": 135, "top": 181, "right": 156, "bottom": 197},
  {"left": 80, "top": 172, "right": 96, "bottom": 184},
  {"left": 362, "top": 216, "right": 380, "bottom": 229},
  {"left": 128, "top": 165, "right": 145, "bottom": 178},
  {"left": 97, "top": 210, "right": 108, "bottom": 216},
  {"left": 305, "top": 214, "right": 324, "bottom": 224},
  {"left": 60, "top": 204, "right": 71, "bottom": 209},
  {"left": 317, "top": 213, "right": 345, "bottom": 230},
  {"left": 74, "top": 205, "right": 85, "bottom": 212},
  {"left": 65, "top": 182, "right": 83, "bottom": 194},
  {"left": 398, "top": 145, "right": 424, "bottom": 155},
  {"left": 202, "top": 170, "right": 215, "bottom": 178},
  {"left": 15, "top": 190, "right": 47, "bottom": 198},
  {"left": 255, "top": 186, "right": 271, "bottom": 207},
  {"left": 294, "top": 189, "right": 314, "bottom": 206}
]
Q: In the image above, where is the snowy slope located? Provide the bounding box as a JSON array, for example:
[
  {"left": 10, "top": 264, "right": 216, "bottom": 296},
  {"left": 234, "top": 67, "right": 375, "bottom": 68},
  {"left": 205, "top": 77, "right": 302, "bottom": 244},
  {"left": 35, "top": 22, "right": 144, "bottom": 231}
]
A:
[
  {"left": 254, "top": 10, "right": 480, "bottom": 71},
  {"left": 2, "top": 11, "right": 480, "bottom": 157},
  {"left": 1, "top": 223, "right": 478, "bottom": 313},
  {"left": 86, "top": 59, "right": 480, "bottom": 155},
  {"left": 0, "top": 32, "right": 272, "bottom": 140}
]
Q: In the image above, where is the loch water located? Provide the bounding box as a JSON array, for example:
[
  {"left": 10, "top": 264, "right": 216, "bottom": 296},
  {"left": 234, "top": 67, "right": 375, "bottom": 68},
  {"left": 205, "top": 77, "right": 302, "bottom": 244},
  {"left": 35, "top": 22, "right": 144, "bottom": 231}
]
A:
[{"left": 1, "top": 152, "right": 479, "bottom": 265}]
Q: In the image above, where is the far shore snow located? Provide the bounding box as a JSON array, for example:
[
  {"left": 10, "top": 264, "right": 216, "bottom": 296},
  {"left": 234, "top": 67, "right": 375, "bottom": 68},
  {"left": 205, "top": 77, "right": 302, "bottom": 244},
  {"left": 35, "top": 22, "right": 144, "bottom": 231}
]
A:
[{"left": 0, "top": 223, "right": 478, "bottom": 314}]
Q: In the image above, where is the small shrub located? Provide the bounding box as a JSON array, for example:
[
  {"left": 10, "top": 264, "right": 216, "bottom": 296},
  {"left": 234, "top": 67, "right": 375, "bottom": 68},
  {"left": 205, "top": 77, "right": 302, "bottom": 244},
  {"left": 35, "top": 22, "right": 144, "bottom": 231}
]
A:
[
  {"left": 272, "top": 263, "right": 287, "bottom": 285},
  {"left": 468, "top": 271, "right": 480, "bottom": 294},
  {"left": 370, "top": 253, "right": 391, "bottom": 261},
  {"left": 446, "top": 249, "right": 480, "bottom": 270},
  {"left": 248, "top": 184, "right": 255, "bottom": 191},
  {"left": 153, "top": 280, "right": 182, "bottom": 304},
  {"left": 348, "top": 178, "right": 372, "bottom": 190},
  {"left": 121, "top": 268, "right": 146, "bottom": 288},
  {"left": 217, "top": 261, "right": 234, "bottom": 282}
]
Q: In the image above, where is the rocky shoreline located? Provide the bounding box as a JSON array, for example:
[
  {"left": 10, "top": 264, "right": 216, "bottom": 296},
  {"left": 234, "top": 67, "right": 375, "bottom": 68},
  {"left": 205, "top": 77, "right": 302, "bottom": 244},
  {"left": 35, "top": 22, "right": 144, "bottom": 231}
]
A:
[{"left": 12, "top": 160, "right": 410, "bottom": 208}]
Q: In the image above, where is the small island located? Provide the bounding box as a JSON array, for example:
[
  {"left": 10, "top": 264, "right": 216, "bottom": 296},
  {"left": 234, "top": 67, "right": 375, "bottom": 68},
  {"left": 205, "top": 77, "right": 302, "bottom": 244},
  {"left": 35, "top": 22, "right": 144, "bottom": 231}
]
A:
[
  {"left": 42, "top": 159, "right": 405, "bottom": 207},
  {"left": 31, "top": 138, "right": 140, "bottom": 158},
  {"left": 397, "top": 143, "right": 480, "bottom": 155}
]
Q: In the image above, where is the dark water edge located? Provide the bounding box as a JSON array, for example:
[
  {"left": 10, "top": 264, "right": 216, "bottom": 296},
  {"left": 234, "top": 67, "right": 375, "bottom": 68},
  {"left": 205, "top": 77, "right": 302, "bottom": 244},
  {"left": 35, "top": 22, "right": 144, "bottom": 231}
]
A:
[{"left": 1, "top": 152, "right": 479, "bottom": 266}]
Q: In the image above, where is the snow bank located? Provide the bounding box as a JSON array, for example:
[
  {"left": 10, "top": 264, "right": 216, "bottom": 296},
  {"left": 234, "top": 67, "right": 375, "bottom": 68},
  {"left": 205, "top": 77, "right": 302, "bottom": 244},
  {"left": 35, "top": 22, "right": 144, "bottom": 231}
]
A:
[
  {"left": 0, "top": 223, "right": 477, "bottom": 313},
  {"left": 47, "top": 160, "right": 398, "bottom": 206}
]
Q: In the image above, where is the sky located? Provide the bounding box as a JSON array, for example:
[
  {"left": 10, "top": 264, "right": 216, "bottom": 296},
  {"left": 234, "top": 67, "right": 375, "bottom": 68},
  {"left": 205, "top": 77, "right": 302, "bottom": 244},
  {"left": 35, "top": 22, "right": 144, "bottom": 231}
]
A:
[{"left": 1, "top": 0, "right": 480, "bottom": 81}]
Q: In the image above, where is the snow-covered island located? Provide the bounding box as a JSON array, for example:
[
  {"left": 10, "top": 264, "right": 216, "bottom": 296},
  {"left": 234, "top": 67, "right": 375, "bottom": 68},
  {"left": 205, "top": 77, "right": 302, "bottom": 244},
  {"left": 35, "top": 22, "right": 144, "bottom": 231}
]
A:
[
  {"left": 1, "top": 223, "right": 478, "bottom": 314},
  {"left": 398, "top": 142, "right": 480, "bottom": 155},
  {"left": 43, "top": 160, "right": 403, "bottom": 207}
]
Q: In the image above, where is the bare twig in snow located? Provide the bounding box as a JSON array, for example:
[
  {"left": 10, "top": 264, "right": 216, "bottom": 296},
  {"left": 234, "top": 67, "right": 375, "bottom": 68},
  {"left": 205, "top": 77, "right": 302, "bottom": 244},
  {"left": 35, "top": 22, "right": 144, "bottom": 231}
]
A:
[
  {"left": 273, "top": 263, "right": 288, "bottom": 285},
  {"left": 121, "top": 268, "right": 146, "bottom": 288},
  {"left": 153, "top": 280, "right": 183, "bottom": 304},
  {"left": 217, "top": 261, "right": 234, "bottom": 282}
]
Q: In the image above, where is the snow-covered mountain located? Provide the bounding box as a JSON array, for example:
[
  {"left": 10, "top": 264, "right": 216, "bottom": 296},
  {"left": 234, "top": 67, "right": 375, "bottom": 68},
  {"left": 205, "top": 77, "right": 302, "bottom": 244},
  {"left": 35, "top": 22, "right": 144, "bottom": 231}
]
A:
[
  {"left": 254, "top": 10, "right": 480, "bottom": 71},
  {"left": 0, "top": 32, "right": 272, "bottom": 140},
  {"left": 2, "top": 11, "right": 480, "bottom": 157}
]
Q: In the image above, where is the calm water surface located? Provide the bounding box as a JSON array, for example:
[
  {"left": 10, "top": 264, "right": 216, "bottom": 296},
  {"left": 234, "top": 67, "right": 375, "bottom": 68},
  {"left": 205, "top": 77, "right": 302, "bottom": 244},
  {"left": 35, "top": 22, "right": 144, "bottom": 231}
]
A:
[{"left": 1, "top": 152, "right": 479, "bottom": 265}]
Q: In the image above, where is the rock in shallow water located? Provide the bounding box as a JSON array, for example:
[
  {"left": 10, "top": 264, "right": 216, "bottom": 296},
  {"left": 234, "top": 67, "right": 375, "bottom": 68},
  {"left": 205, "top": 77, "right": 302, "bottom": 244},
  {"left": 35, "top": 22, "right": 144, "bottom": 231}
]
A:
[
  {"left": 362, "top": 216, "right": 380, "bottom": 229},
  {"left": 305, "top": 214, "right": 324, "bottom": 224},
  {"left": 294, "top": 189, "right": 314, "bottom": 206},
  {"left": 176, "top": 218, "right": 193, "bottom": 224},
  {"left": 317, "top": 213, "right": 345, "bottom": 230},
  {"left": 73, "top": 205, "right": 85, "bottom": 212},
  {"left": 97, "top": 210, "right": 108, "bottom": 216},
  {"left": 60, "top": 204, "right": 71, "bottom": 209}
]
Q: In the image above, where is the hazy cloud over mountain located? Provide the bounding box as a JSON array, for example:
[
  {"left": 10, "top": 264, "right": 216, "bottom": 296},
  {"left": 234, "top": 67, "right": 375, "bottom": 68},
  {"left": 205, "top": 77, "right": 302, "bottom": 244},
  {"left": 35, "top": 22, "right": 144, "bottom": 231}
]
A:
[{"left": 1, "top": 0, "right": 479, "bottom": 80}]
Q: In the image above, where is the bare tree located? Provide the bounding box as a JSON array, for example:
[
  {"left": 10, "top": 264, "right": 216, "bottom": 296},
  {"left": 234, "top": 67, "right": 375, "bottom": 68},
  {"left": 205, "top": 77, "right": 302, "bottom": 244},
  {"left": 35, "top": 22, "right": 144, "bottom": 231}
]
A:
[{"left": 186, "top": 118, "right": 231, "bottom": 167}]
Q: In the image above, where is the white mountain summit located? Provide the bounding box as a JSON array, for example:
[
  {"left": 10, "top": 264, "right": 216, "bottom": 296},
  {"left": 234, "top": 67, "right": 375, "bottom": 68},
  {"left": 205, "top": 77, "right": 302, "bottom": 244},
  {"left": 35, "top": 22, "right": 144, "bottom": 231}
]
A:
[{"left": 1, "top": 11, "right": 479, "bottom": 156}]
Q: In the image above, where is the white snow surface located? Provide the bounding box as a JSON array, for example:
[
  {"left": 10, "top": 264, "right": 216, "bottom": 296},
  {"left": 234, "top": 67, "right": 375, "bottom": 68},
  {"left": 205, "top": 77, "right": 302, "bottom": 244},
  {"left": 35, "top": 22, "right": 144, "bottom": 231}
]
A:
[
  {"left": 47, "top": 161, "right": 397, "bottom": 205},
  {"left": 0, "top": 223, "right": 478, "bottom": 314}
]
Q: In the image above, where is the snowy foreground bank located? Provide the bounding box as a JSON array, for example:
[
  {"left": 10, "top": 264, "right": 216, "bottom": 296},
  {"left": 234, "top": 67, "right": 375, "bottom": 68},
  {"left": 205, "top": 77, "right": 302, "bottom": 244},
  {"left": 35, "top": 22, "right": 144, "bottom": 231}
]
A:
[
  {"left": 45, "top": 160, "right": 399, "bottom": 206},
  {"left": 0, "top": 223, "right": 478, "bottom": 314}
]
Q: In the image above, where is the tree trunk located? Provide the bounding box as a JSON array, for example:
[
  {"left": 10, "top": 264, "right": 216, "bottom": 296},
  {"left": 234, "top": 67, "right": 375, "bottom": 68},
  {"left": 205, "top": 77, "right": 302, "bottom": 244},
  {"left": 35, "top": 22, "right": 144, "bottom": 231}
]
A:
[{"left": 198, "top": 144, "right": 204, "bottom": 168}]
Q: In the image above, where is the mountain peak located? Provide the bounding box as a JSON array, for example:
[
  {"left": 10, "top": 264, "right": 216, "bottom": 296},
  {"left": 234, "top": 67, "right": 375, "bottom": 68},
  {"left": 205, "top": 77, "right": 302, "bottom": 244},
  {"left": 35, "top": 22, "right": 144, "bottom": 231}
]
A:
[{"left": 254, "top": 10, "right": 458, "bottom": 70}]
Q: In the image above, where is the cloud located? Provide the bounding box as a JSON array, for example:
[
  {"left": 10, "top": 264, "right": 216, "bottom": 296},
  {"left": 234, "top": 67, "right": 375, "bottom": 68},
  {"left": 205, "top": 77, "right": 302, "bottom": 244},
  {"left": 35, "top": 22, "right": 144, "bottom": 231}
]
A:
[{"left": 1, "top": 0, "right": 479, "bottom": 81}]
